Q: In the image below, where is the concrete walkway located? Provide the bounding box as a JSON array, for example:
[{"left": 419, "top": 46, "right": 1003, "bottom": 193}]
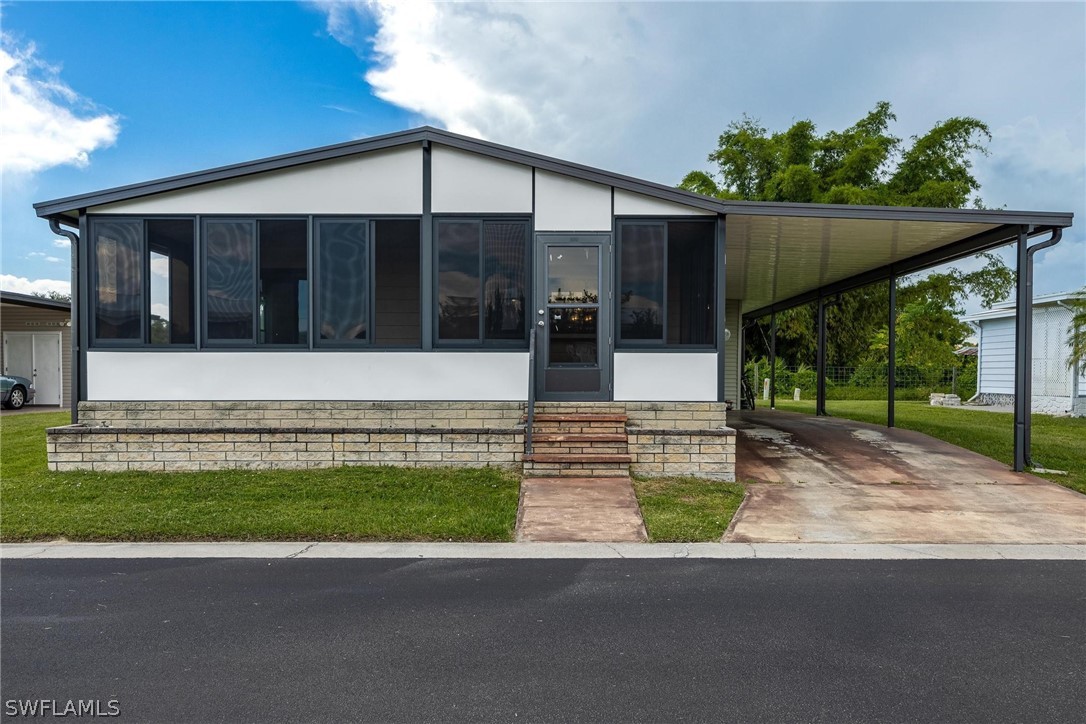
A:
[
  {"left": 728, "top": 409, "right": 1086, "bottom": 544},
  {"left": 516, "top": 477, "right": 648, "bottom": 542}
]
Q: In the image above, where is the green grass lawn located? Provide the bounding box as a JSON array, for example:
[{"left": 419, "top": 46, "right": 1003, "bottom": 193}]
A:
[
  {"left": 0, "top": 412, "right": 520, "bottom": 542},
  {"left": 632, "top": 476, "right": 746, "bottom": 542},
  {"left": 771, "top": 399, "right": 1086, "bottom": 495}
]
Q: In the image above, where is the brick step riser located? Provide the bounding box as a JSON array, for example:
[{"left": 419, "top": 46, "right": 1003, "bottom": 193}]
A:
[
  {"left": 531, "top": 425, "right": 626, "bottom": 435},
  {"left": 530, "top": 444, "right": 629, "bottom": 455}
]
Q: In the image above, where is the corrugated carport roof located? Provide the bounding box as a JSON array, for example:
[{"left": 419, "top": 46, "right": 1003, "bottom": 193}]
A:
[{"left": 32, "top": 126, "right": 1073, "bottom": 317}]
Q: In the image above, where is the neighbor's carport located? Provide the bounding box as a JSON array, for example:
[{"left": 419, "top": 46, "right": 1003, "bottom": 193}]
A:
[{"left": 724, "top": 203, "right": 1072, "bottom": 471}]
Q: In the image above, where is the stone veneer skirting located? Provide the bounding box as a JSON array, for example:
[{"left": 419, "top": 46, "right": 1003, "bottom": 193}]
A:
[{"left": 48, "top": 401, "right": 736, "bottom": 479}]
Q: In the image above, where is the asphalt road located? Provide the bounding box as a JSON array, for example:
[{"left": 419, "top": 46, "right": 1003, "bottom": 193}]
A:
[{"left": 2, "top": 559, "right": 1084, "bottom": 723}]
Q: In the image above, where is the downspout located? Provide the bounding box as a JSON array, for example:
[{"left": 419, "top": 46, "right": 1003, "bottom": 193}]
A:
[
  {"left": 1013, "top": 226, "right": 1063, "bottom": 471},
  {"left": 49, "top": 218, "right": 80, "bottom": 424}
]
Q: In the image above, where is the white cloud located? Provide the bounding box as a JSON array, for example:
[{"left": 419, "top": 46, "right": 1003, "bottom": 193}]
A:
[
  {"left": 0, "top": 274, "right": 70, "bottom": 297},
  {"left": 0, "top": 33, "right": 120, "bottom": 175},
  {"left": 321, "top": 1, "right": 665, "bottom": 161},
  {"left": 53, "top": 237, "right": 70, "bottom": 248}
]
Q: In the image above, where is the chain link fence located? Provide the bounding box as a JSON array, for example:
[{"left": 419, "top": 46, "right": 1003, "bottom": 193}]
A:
[{"left": 744, "top": 358, "right": 978, "bottom": 402}]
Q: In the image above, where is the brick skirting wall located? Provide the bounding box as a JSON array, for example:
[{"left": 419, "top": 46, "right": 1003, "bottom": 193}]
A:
[
  {"left": 49, "top": 401, "right": 736, "bottom": 479},
  {"left": 46, "top": 427, "right": 524, "bottom": 472},
  {"left": 628, "top": 429, "right": 736, "bottom": 481}
]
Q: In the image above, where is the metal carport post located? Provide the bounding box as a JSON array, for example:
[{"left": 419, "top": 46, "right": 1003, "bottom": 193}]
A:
[{"left": 1013, "top": 225, "right": 1063, "bottom": 471}]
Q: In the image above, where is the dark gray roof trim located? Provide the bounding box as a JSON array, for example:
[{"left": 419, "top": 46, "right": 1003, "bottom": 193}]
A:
[
  {"left": 33, "top": 126, "right": 1074, "bottom": 229},
  {"left": 1, "top": 290, "right": 71, "bottom": 311}
]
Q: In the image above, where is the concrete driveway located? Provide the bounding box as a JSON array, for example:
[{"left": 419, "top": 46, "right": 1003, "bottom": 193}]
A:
[{"left": 726, "top": 409, "right": 1086, "bottom": 544}]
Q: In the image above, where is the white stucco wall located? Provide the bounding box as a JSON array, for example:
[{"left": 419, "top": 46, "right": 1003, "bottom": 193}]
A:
[
  {"left": 86, "top": 351, "right": 528, "bottom": 401},
  {"left": 613, "top": 352, "right": 717, "bottom": 401},
  {"left": 431, "top": 145, "right": 532, "bottom": 213},
  {"left": 91, "top": 146, "right": 423, "bottom": 215},
  {"left": 613, "top": 189, "right": 713, "bottom": 217},
  {"left": 533, "top": 170, "right": 612, "bottom": 231}
]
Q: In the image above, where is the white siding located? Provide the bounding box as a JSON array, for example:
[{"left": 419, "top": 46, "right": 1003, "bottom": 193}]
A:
[
  {"left": 978, "top": 317, "right": 1016, "bottom": 394},
  {"left": 976, "top": 305, "right": 1076, "bottom": 397},
  {"left": 431, "top": 145, "right": 532, "bottom": 213},
  {"left": 724, "top": 300, "right": 741, "bottom": 403},
  {"left": 91, "top": 146, "right": 423, "bottom": 215},
  {"left": 613, "top": 352, "right": 717, "bottom": 401},
  {"left": 86, "top": 351, "right": 528, "bottom": 401},
  {"left": 533, "top": 170, "right": 612, "bottom": 231},
  {"left": 613, "top": 189, "right": 713, "bottom": 217}
]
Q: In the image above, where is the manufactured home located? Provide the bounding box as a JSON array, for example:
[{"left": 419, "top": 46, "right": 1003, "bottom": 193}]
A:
[
  {"left": 964, "top": 292, "right": 1085, "bottom": 416},
  {"left": 34, "top": 127, "right": 1073, "bottom": 477}
]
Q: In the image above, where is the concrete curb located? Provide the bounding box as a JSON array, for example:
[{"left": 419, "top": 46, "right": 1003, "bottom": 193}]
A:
[{"left": 2, "top": 542, "right": 1084, "bottom": 560}]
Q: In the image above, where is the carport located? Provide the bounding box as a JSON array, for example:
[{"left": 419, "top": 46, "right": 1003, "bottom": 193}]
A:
[
  {"left": 725, "top": 409, "right": 1086, "bottom": 543},
  {"left": 727, "top": 204, "right": 1072, "bottom": 471}
]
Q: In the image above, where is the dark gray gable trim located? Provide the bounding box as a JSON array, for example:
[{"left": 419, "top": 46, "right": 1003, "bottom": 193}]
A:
[{"left": 34, "top": 126, "right": 1074, "bottom": 230}]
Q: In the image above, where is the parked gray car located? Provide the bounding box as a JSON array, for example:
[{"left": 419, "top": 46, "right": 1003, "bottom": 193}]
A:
[{"left": 1, "top": 375, "right": 35, "bottom": 409}]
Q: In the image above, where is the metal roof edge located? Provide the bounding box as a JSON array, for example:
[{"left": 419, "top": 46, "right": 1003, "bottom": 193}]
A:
[
  {"left": 0, "top": 290, "right": 71, "bottom": 311},
  {"left": 962, "top": 291, "right": 1085, "bottom": 321}
]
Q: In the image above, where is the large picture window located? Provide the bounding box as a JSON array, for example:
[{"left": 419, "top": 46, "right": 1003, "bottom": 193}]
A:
[
  {"left": 617, "top": 220, "right": 714, "bottom": 346},
  {"left": 436, "top": 218, "right": 528, "bottom": 345},
  {"left": 91, "top": 218, "right": 194, "bottom": 345}
]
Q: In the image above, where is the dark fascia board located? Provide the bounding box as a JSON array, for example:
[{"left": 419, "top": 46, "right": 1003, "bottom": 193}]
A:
[
  {"left": 740, "top": 223, "right": 1053, "bottom": 321},
  {"left": 0, "top": 290, "right": 71, "bottom": 312},
  {"left": 34, "top": 125, "right": 1075, "bottom": 231}
]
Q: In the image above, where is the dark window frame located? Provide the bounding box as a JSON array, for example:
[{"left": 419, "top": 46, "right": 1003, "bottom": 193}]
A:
[
  {"left": 88, "top": 215, "right": 196, "bottom": 348},
  {"left": 615, "top": 217, "right": 717, "bottom": 350},
  {"left": 200, "top": 216, "right": 310, "bottom": 349},
  {"left": 312, "top": 216, "right": 423, "bottom": 350},
  {"left": 433, "top": 215, "right": 531, "bottom": 349}
]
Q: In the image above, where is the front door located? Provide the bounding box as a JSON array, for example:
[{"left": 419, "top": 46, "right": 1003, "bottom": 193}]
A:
[{"left": 534, "top": 235, "right": 611, "bottom": 401}]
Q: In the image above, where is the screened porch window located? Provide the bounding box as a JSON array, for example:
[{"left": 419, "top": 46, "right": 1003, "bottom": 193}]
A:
[
  {"left": 436, "top": 218, "right": 528, "bottom": 346},
  {"left": 617, "top": 220, "right": 714, "bottom": 346},
  {"left": 91, "top": 218, "right": 195, "bottom": 345},
  {"left": 315, "top": 218, "right": 421, "bottom": 347},
  {"left": 203, "top": 219, "right": 308, "bottom": 345}
]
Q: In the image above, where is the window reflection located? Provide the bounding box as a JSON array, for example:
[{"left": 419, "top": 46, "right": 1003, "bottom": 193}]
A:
[{"left": 547, "top": 246, "right": 598, "bottom": 303}]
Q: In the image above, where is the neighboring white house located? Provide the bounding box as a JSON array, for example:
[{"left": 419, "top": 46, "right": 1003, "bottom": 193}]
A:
[{"left": 963, "top": 292, "right": 1085, "bottom": 416}]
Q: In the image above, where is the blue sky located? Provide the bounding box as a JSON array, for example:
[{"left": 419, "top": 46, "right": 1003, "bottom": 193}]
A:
[{"left": 3, "top": 1, "right": 1083, "bottom": 307}]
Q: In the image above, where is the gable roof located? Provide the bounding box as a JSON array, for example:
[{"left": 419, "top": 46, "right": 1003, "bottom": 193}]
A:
[
  {"left": 33, "top": 126, "right": 1074, "bottom": 231},
  {"left": 33, "top": 126, "right": 1075, "bottom": 317}
]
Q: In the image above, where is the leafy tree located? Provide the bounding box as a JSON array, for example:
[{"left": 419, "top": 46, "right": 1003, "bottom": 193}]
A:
[
  {"left": 684, "top": 102, "right": 1011, "bottom": 372},
  {"left": 32, "top": 291, "right": 71, "bottom": 303}
]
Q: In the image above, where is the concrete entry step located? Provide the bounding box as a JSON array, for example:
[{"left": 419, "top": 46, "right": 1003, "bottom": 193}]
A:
[{"left": 517, "top": 476, "right": 648, "bottom": 542}]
